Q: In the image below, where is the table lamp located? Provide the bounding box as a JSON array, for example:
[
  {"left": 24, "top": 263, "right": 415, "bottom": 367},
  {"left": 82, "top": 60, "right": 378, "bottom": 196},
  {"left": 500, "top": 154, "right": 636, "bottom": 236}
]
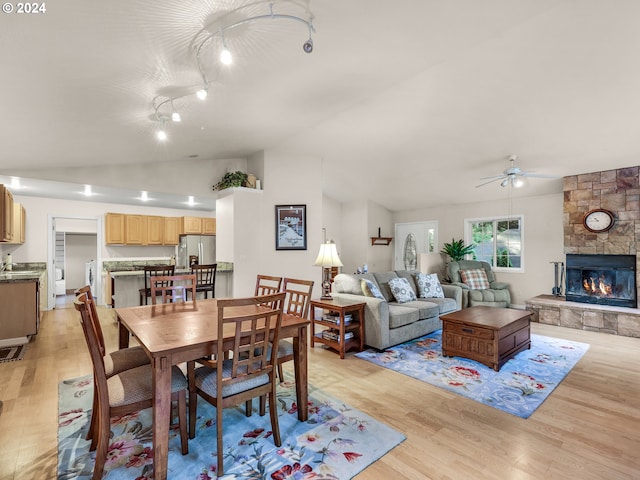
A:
[{"left": 314, "top": 240, "right": 343, "bottom": 300}]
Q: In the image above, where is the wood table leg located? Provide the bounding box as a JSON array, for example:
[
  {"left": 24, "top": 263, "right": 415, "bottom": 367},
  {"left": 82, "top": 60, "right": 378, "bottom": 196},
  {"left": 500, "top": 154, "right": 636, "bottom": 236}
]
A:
[
  {"left": 152, "top": 355, "right": 172, "bottom": 480},
  {"left": 117, "top": 315, "right": 130, "bottom": 349},
  {"left": 293, "top": 325, "right": 308, "bottom": 422}
]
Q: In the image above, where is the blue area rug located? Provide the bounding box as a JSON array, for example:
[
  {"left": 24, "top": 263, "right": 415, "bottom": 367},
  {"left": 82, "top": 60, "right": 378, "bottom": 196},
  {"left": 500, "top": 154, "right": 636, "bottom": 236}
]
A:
[
  {"left": 355, "top": 330, "right": 589, "bottom": 419},
  {"left": 58, "top": 375, "right": 404, "bottom": 479}
]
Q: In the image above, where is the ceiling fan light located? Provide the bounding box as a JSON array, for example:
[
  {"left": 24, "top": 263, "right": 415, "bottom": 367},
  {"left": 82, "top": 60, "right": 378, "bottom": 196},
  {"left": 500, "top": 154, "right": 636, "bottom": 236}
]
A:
[
  {"left": 513, "top": 177, "right": 524, "bottom": 188},
  {"left": 157, "top": 130, "right": 167, "bottom": 141},
  {"left": 500, "top": 178, "right": 509, "bottom": 188},
  {"left": 196, "top": 88, "right": 208, "bottom": 100},
  {"left": 171, "top": 111, "right": 181, "bottom": 122}
]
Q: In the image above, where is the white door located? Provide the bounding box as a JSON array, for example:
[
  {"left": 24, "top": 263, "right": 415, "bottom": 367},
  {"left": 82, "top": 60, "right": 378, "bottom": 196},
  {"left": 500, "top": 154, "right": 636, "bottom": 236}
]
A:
[{"left": 394, "top": 221, "right": 438, "bottom": 271}]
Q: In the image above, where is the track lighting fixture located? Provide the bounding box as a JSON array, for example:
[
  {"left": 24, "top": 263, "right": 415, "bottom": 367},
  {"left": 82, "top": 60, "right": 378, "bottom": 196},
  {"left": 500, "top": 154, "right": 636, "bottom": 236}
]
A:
[{"left": 150, "top": 0, "right": 316, "bottom": 140}]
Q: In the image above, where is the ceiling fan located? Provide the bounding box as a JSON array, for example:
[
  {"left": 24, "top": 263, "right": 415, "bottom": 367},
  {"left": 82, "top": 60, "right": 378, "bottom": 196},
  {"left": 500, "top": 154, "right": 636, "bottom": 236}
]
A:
[{"left": 475, "top": 155, "right": 558, "bottom": 188}]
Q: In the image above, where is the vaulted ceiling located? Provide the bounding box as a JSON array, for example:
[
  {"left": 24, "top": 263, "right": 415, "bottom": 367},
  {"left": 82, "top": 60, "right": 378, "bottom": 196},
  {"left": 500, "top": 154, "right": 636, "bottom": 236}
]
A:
[{"left": 1, "top": 0, "right": 639, "bottom": 211}]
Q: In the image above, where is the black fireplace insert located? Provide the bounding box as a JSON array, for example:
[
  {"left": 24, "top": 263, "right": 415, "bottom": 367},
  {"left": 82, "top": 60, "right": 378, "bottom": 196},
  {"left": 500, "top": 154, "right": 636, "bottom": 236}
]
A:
[{"left": 565, "top": 254, "right": 636, "bottom": 308}]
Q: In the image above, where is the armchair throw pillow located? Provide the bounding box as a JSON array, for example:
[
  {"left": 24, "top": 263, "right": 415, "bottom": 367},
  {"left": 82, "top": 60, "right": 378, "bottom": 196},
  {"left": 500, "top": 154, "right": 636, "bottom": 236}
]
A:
[
  {"left": 361, "top": 279, "right": 384, "bottom": 299},
  {"left": 459, "top": 268, "right": 490, "bottom": 290},
  {"left": 414, "top": 272, "right": 444, "bottom": 298},
  {"left": 388, "top": 277, "right": 417, "bottom": 303}
]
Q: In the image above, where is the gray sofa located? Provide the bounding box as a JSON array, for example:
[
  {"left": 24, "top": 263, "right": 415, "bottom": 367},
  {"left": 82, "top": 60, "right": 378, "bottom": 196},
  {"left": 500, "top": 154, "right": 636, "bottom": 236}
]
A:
[{"left": 331, "top": 270, "right": 462, "bottom": 350}]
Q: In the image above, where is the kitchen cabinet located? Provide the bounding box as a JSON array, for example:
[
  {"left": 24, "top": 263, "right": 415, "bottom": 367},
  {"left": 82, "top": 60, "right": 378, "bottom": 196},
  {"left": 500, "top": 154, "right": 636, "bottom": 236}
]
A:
[
  {"left": 105, "top": 213, "right": 125, "bottom": 244},
  {"left": 106, "top": 212, "right": 215, "bottom": 245},
  {"left": 202, "top": 217, "right": 216, "bottom": 235},
  {"left": 163, "top": 216, "right": 180, "bottom": 245},
  {"left": 8, "top": 203, "right": 25, "bottom": 244},
  {"left": 125, "top": 215, "right": 146, "bottom": 244},
  {"left": 182, "top": 216, "right": 215, "bottom": 235},
  {"left": 0, "top": 280, "right": 39, "bottom": 339},
  {"left": 0, "top": 184, "right": 14, "bottom": 242},
  {"left": 182, "top": 216, "right": 203, "bottom": 235},
  {"left": 146, "top": 215, "right": 164, "bottom": 245}
]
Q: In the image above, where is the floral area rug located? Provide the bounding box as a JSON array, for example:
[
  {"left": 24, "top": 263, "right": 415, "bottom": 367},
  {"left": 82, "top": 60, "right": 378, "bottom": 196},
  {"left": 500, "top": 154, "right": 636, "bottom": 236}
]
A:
[
  {"left": 355, "top": 331, "right": 589, "bottom": 419},
  {"left": 58, "top": 375, "right": 405, "bottom": 479}
]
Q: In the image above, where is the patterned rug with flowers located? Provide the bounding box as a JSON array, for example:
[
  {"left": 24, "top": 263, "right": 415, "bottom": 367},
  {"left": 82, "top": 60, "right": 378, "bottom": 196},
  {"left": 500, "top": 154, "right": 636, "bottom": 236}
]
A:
[
  {"left": 58, "top": 375, "right": 405, "bottom": 479},
  {"left": 355, "top": 330, "right": 589, "bottom": 419}
]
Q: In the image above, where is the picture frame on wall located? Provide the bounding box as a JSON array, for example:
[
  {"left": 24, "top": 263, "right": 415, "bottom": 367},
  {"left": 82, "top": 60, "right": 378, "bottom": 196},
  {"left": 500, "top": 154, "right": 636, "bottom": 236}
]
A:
[{"left": 275, "top": 204, "right": 307, "bottom": 250}]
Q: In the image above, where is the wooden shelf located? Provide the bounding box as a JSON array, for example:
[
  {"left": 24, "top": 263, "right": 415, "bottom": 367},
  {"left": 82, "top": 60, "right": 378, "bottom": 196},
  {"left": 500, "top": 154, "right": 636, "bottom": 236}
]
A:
[{"left": 371, "top": 236, "right": 393, "bottom": 245}]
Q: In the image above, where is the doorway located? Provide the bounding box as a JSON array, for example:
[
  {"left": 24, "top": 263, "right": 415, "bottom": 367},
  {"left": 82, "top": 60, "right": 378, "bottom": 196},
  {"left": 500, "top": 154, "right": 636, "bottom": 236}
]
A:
[
  {"left": 47, "top": 215, "right": 102, "bottom": 310},
  {"left": 394, "top": 221, "right": 438, "bottom": 271}
]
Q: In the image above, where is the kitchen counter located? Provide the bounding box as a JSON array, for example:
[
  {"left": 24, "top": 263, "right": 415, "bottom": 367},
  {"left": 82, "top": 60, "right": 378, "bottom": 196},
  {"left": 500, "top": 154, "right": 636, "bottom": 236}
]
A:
[
  {"left": 0, "top": 268, "right": 46, "bottom": 283},
  {"left": 109, "top": 264, "right": 233, "bottom": 307}
]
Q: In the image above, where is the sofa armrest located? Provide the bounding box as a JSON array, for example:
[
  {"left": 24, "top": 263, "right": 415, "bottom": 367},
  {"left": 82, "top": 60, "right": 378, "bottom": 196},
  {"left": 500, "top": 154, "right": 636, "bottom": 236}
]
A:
[
  {"left": 490, "top": 281, "right": 509, "bottom": 290},
  {"left": 442, "top": 284, "right": 463, "bottom": 310},
  {"left": 450, "top": 281, "right": 469, "bottom": 290},
  {"left": 329, "top": 292, "right": 389, "bottom": 350}
]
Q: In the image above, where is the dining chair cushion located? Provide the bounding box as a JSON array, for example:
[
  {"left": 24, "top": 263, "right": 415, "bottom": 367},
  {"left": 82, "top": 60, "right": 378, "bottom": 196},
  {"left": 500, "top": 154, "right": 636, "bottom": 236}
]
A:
[
  {"left": 193, "top": 361, "right": 269, "bottom": 398},
  {"left": 103, "top": 345, "right": 150, "bottom": 377},
  {"left": 277, "top": 340, "right": 294, "bottom": 357},
  {"left": 107, "top": 364, "right": 188, "bottom": 407}
]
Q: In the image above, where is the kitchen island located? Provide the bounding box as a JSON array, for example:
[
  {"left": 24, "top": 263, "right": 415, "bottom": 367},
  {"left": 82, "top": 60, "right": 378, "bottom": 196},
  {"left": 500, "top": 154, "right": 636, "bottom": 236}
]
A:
[{"left": 109, "top": 264, "right": 233, "bottom": 308}]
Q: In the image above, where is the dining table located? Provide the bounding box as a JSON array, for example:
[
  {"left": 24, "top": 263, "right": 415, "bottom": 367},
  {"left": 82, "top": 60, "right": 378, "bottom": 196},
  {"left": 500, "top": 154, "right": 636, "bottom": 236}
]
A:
[{"left": 116, "top": 298, "right": 310, "bottom": 480}]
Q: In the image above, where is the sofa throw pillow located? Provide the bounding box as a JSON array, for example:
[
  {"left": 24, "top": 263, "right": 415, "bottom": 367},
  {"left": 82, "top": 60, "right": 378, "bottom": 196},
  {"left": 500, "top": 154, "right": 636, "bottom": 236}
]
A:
[
  {"left": 459, "top": 268, "right": 490, "bottom": 289},
  {"left": 414, "top": 272, "right": 444, "bottom": 298},
  {"left": 388, "top": 277, "right": 417, "bottom": 303},
  {"left": 361, "top": 279, "right": 384, "bottom": 299}
]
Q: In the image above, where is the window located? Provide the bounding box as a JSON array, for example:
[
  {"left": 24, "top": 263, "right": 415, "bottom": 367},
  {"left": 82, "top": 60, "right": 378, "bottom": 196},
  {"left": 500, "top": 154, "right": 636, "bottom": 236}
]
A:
[{"left": 464, "top": 215, "right": 523, "bottom": 272}]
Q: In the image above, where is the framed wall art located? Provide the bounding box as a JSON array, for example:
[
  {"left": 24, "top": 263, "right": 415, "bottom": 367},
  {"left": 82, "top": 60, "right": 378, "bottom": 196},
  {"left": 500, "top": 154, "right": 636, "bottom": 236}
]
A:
[{"left": 275, "top": 204, "right": 307, "bottom": 250}]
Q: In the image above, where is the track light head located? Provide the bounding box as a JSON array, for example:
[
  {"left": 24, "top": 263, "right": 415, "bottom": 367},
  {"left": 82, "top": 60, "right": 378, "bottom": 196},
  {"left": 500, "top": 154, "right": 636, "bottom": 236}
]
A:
[
  {"left": 196, "top": 88, "right": 208, "bottom": 100},
  {"left": 220, "top": 47, "right": 232, "bottom": 65},
  {"left": 303, "top": 37, "right": 313, "bottom": 53}
]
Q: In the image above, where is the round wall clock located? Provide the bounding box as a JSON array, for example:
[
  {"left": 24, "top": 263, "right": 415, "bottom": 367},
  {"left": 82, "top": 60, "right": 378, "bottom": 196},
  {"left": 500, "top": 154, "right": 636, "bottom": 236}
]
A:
[{"left": 583, "top": 208, "right": 615, "bottom": 233}]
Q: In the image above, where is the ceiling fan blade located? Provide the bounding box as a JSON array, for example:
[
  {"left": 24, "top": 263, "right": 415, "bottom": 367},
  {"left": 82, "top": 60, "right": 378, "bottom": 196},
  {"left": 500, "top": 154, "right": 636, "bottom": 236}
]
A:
[
  {"left": 475, "top": 177, "right": 504, "bottom": 188},
  {"left": 520, "top": 172, "right": 560, "bottom": 179},
  {"left": 478, "top": 174, "right": 506, "bottom": 181}
]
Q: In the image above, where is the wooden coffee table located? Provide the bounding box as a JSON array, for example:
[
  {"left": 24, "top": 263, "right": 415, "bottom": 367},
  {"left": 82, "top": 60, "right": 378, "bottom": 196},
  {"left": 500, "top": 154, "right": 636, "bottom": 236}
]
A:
[{"left": 440, "top": 306, "right": 532, "bottom": 371}]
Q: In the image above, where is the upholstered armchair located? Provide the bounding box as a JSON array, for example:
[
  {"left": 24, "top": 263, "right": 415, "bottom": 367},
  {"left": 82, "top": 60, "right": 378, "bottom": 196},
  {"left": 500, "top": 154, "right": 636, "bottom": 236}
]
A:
[{"left": 448, "top": 260, "right": 511, "bottom": 308}]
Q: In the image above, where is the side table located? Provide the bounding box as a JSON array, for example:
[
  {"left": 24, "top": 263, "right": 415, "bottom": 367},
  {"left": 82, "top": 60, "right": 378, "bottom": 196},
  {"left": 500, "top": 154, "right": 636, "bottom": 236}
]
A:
[{"left": 310, "top": 297, "right": 365, "bottom": 359}]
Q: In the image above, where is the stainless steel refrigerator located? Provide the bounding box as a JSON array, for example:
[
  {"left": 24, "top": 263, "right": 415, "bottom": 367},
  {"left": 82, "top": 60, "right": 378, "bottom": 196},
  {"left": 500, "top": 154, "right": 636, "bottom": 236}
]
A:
[{"left": 178, "top": 235, "right": 216, "bottom": 267}]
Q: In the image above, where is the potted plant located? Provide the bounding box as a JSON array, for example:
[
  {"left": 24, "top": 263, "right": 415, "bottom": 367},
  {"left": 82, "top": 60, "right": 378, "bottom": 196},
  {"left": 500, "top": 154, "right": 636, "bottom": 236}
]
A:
[
  {"left": 440, "top": 238, "right": 475, "bottom": 262},
  {"left": 212, "top": 171, "right": 249, "bottom": 191}
]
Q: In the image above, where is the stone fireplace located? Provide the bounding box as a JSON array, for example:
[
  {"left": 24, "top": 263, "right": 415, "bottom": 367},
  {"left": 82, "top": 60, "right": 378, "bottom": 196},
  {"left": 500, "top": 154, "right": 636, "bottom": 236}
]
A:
[{"left": 526, "top": 166, "right": 640, "bottom": 338}]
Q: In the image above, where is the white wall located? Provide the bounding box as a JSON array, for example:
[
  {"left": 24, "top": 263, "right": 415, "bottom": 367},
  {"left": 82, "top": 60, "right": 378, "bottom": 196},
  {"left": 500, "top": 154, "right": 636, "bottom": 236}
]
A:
[
  {"left": 366, "top": 200, "right": 394, "bottom": 272},
  {"left": 393, "top": 193, "right": 564, "bottom": 305},
  {"left": 218, "top": 149, "right": 324, "bottom": 298}
]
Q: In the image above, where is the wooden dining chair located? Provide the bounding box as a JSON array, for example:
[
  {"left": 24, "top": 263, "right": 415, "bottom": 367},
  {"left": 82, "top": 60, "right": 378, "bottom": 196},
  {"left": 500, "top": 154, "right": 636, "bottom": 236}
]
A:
[
  {"left": 255, "top": 274, "right": 283, "bottom": 296},
  {"left": 139, "top": 264, "right": 175, "bottom": 305},
  {"left": 74, "top": 285, "right": 150, "bottom": 450},
  {"left": 187, "top": 292, "right": 286, "bottom": 477},
  {"left": 276, "top": 278, "right": 314, "bottom": 380},
  {"left": 191, "top": 263, "right": 217, "bottom": 299},
  {"left": 74, "top": 293, "right": 188, "bottom": 480},
  {"left": 150, "top": 274, "right": 197, "bottom": 304}
]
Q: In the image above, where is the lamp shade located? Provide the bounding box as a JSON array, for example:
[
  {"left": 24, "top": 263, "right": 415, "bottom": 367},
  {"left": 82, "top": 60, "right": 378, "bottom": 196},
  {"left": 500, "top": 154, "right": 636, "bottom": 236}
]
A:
[{"left": 313, "top": 241, "right": 343, "bottom": 268}]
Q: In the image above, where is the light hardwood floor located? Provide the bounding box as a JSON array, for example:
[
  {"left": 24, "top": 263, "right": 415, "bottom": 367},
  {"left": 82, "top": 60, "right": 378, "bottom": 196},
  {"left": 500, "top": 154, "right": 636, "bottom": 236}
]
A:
[{"left": 1, "top": 300, "right": 639, "bottom": 479}]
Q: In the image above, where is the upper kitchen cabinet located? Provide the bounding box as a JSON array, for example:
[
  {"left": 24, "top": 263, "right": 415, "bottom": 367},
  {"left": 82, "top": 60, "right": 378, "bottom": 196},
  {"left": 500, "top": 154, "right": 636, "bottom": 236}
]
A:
[
  {"left": 105, "top": 213, "right": 125, "bottom": 244},
  {"left": 182, "top": 216, "right": 203, "bottom": 235},
  {"left": 7, "top": 203, "right": 25, "bottom": 244},
  {"left": 124, "top": 215, "right": 146, "bottom": 245},
  {"left": 202, "top": 217, "right": 216, "bottom": 235},
  {"left": 146, "top": 215, "right": 164, "bottom": 245},
  {"left": 0, "top": 184, "right": 14, "bottom": 242},
  {"left": 182, "top": 216, "right": 216, "bottom": 235},
  {"left": 163, "top": 217, "right": 180, "bottom": 245}
]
